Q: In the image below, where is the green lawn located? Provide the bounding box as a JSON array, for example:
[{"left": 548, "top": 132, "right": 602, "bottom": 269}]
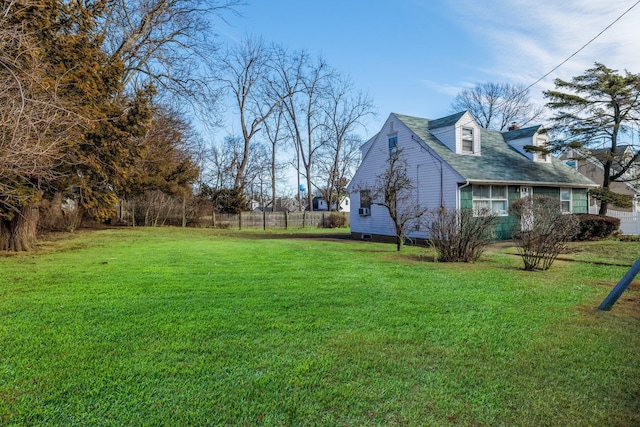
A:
[{"left": 1, "top": 228, "right": 638, "bottom": 426}]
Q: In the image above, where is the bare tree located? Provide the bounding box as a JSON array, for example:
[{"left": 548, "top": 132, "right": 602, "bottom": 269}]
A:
[
  {"left": 101, "top": 0, "right": 240, "bottom": 117},
  {"left": 321, "top": 75, "right": 375, "bottom": 211},
  {"left": 269, "top": 46, "right": 306, "bottom": 210},
  {"left": 280, "top": 54, "right": 335, "bottom": 211},
  {"left": 262, "top": 104, "right": 288, "bottom": 210},
  {"left": 365, "top": 149, "right": 428, "bottom": 251},
  {"left": 245, "top": 142, "right": 271, "bottom": 210},
  {"left": 451, "top": 82, "right": 544, "bottom": 131},
  {"left": 218, "top": 36, "right": 288, "bottom": 192},
  {"left": 205, "top": 135, "right": 244, "bottom": 190},
  {"left": 316, "top": 135, "right": 361, "bottom": 211}
]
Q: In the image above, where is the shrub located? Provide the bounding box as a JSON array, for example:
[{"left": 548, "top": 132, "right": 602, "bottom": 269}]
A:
[
  {"left": 324, "top": 212, "right": 346, "bottom": 228},
  {"left": 574, "top": 214, "right": 620, "bottom": 240},
  {"left": 511, "top": 195, "right": 580, "bottom": 271},
  {"left": 425, "top": 207, "right": 498, "bottom": 262}
]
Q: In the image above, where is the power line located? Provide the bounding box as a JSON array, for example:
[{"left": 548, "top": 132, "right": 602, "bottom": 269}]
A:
[
  {"left": 522, "top": 0, "right": 640, "bottom": 93},
  {"left": 455, "top": 0, "right": 640, "bottom": 130}
]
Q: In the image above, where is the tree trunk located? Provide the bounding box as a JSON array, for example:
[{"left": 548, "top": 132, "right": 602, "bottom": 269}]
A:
[
  {"left": 599, "top": 158, "right": 613, "bottom": 215},
  {"left": 0, "top": 218, "right": 10, "bottom": 250},
  {"left": 182, "top": 194, "right": 187, "bottom": 227},
  {"left": 3, "top": 204, "right": 40, "bottom": 251},
  {"left": 598, "top": 200, "right": 609, "bottom": 215}
]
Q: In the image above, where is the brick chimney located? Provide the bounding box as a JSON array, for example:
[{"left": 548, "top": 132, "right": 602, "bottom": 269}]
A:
[{"left": 508, "top": 122, "right": 519, "bottom": 131}]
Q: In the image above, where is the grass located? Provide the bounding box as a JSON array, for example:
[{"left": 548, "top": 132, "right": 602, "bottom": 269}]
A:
[{"left": 1, "top": 227, "right": 639, "bottom": 426}]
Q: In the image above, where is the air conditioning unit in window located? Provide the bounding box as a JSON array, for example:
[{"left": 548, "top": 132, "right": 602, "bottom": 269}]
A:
[{"left": 358, "top": 207, "right": 370, "bottom": 216}]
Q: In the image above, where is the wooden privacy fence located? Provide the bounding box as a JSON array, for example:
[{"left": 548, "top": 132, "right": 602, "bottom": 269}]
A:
[{"left": 203, "top": 211, "right": 349, "bottom": 230}]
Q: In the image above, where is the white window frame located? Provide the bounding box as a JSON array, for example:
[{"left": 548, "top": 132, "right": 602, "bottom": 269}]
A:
[
  {"left": 388, "top": 136, "right": 398, "bottom": 158},
  {"left": 535, "top": 137, "right": 550, "bottom": 162},
  {"left": 461, "top": 127, "right": 474, "bottom": 153},
  {"left": 472, "top": 185, "right": 509, "bottom": 216},
  {"left": 560, "top": 188, "right": 572, "bottom": 213}
]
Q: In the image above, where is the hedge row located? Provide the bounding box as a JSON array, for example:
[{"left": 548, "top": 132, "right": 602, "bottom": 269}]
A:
[{"left": 573, "top": 214, "right": 620, "bottom": 241}]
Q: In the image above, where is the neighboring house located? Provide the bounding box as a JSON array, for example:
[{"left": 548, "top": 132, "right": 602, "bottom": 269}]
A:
[
  {"left": 249, "top": 199, "right": 262, "bottom": 212},
  {"left": 559, "top": 146, "right": 640, "bottom": 213},
  {"left": 347, "top": 111, "right": 598, "bottom": 241},
  {"left": 311, "top": 196, "right": 351, "bottom": 212}
]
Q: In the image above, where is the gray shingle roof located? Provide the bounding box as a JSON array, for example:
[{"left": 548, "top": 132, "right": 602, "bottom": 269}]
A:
[
  {"left": 502, "top": 125, "right": 541, "bottom": 141},
  {"left": 425, "top": 111, "right": 466, "bottom": 130},
  {"left": 394, "top": 113, "right": 597, "bottom": 187}
]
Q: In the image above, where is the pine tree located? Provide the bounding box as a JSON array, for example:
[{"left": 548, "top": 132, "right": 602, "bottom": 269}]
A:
[{"left": 544, "top": 63, "right": 640, "bottom": 215}]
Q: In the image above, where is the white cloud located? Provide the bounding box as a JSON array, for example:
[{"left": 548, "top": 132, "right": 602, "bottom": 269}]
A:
[
  {"left": 418, "top": 80, "right": 465, "bottom": 97},
  {"left": 451, "top": 0, "right": 640, "bottom": 91}
]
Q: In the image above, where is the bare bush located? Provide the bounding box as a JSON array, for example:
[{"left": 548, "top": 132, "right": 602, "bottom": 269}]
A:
[
  {"left": 324, "top": 212, "right": 346, "bottom": 228},
  {"left": 511, "top": 195, "right": 580, "bottom": 271},
  {"left": 425, "top": 207, "right": 498, "bottom": 262}
]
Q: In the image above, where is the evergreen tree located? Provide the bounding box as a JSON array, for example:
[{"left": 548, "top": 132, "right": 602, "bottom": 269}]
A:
[
  {"left": 544, "top": 63, "right": 640, "bottom": 214},
  {"left": 1, "top": 0, "right": 153, "bottom": 250}
]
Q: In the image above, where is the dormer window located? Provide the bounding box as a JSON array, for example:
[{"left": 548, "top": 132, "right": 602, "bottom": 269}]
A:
[
  {"left": 535, "top": 137, "right": 550, "bottom": 162},
  {"left": 462, "top": 127, "right": 474, "bottom": 153}
]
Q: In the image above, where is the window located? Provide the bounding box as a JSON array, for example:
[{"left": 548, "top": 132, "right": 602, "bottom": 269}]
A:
[
  {"left": 388, "top": 136, "right": 398, "bottom": 158},
  {"left": 461, "top": 127, "right": 474, "bottom": 153},
  {"left": 360, "top": 190, "right": 371, "bottom": 208},
  {"left": 472, "top": 185, "right": 508, "bottom": 216},
  {"left": 560, "top": 188, "right": 571, "bottom": 213}
]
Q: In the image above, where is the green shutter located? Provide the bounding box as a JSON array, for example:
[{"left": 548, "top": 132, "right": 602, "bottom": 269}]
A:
[
  {"left": 460, "top": 185, "right": 473, "bottom": 210},
  {"left": 572, "top": 188, "right": 588, "bottom": 213}
]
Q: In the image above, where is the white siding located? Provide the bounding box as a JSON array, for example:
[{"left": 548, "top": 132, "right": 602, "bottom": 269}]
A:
[{"left": 349, "top": 114, "right": 463, "bottom": 240}]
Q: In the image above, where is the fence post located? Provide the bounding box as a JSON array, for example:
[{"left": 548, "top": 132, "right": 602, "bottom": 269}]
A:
[
  {"left": 284, "top": 211, "right": 288, "bottom": 229},
  {"left": 239, "top": 212, "right": 242, "bottom": 230},
  {"left": 263, "top": 210, "right": 266, "bottom": 230},
  {"left": 598, "top": 258, "right": 640, "bottom": 311}
]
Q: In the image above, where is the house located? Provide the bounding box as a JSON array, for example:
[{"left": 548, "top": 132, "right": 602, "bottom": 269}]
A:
[
  {"left": 310, "top": 196, "right": 351, "bottom": 212},
  {"left": 347, "top": 111, "right": 598, "bottom": 241},
  {"left": 558, "top": 145, "right": 640, "bottom": 213}
]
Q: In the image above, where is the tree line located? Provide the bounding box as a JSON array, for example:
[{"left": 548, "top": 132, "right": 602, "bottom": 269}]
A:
[
  {"left": 207, "top": 37, "right": 375, "bottom": 214},
  {"left": 0, "top": 0, "right": 375, "bottom": 251}
]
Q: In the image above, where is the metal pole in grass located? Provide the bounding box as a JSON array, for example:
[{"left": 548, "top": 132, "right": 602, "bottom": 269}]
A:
[{"left": 598, "top": 258, "right": 640, "bottom": 311}]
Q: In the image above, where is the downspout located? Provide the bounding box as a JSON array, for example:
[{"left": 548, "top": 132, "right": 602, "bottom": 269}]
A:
[{"left": 439, "top": 162, "right": 444, "bottom": 208}]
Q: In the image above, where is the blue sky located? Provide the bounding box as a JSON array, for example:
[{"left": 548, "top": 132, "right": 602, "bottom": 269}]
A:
[{"left": 219, "top": 0, "right": 640, "bottom": 137}]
